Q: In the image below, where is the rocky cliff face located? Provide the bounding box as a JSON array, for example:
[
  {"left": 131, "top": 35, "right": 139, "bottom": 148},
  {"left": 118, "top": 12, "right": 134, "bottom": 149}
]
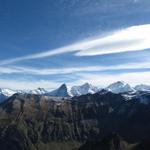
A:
[{"left": 0, "top": 91, "right": 150, "bottom": 150}]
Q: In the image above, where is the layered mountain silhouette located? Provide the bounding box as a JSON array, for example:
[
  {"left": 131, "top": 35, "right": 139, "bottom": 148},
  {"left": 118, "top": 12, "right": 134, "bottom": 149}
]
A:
[
  {"left": 0, "top": 88, "right": 150, "bottom": 149},
  {"left": 1, "top": 81, "right": 150, "bottom": 101}
]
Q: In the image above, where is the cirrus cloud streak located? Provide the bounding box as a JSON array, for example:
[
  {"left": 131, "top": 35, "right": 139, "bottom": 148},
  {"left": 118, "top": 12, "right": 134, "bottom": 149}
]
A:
[
  {"left": 0, "top": 61, "right": 150, "bottom": 75},
  {"left": 0, "top": 24, "right": 150, "bottom": 65}
]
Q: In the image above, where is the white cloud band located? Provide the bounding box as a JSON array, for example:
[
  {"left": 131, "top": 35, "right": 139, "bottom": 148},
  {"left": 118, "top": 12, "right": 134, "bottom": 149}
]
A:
[
  {"left": 0, "top": 61, "right": 150, "bottom": 75},
  {"left": 1, "top": 71, "right": 150, "bottom": 90},
  {"left": 1, "top": 24, "right": 150, "bottom": 65}
]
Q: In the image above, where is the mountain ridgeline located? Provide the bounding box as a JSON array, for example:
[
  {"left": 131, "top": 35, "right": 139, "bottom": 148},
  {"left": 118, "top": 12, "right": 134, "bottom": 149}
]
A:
[
  {"left": 0, "top": 85, "right": 150, "bottom": 150},
  {"left": 1, "top": 81, "right": 150, "bottom": 102}
]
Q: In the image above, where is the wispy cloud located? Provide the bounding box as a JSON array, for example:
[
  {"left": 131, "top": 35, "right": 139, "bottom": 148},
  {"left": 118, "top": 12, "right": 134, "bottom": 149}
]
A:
[
  {"left": 1, "top": 24, "right": 150, "bottom": 65},
  {"left": 1, "top": 61, "right": 150, "bottom": 75},
  {"left": 1, "top": 71, "right": 150, "bottom": 90},
  {"left": 75, "top": 24, "right": 150, "bottom": 56},
  {"left": 0, "top": 67, "right": 22, "bottom": 74},
  {"left": 71, "top": 71, "right": 150, "bottom": 87},
  {"left": 0, "top": 79, "right": 60, "bottom": 90}
]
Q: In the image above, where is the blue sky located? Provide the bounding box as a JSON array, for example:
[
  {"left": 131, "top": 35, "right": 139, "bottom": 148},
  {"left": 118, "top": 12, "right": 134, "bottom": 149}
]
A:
[{"left": 0, "top": 0, "right": 150, "bottom": 89}]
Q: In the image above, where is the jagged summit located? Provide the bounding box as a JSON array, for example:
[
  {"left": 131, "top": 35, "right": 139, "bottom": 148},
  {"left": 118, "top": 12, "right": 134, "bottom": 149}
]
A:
[
  {"left": 0, "top": 88, "right": 17, "bottom": 102},
  {"left": 106, "top": 81, "right": 134, "bottom": 94},
  {"left": 1, "top": 81, "right": 150, "bottom": 100},
  {"left": 70, "top": 82, "right": 99, "bottom": 96},
  {"left": 29, "top": 87, "right": 48, "bottom": 95},
  {"left": 47, "top": 84, "right": 69, "bottom": 97},
  {"left": 0, "top": 88, "right": 16, "bottom": 96},
  {"left": 135, "top": 84, "right": 150, "bottom": 92}
]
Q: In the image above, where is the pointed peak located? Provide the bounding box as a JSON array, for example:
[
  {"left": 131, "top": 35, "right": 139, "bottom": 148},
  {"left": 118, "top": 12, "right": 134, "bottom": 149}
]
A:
[
  {"left": 37, "top": 87, "right": 45, "bottom": 91},
  {"left": 113, "top": 81, "right": 126, "bottom": 85},
  {"left": 70, "top": 83, "right": 98, "bottom": 96},
  {"left": 59, "top": 84, "right": 67, "bottom": 89},
  {"left": 47, "top": 83, "right": 69, "bottom": 97},
  {"left": 83, "top": 82, "right": 90, "bottom": 86},
  {"left": 107, "top": 81, "right": 133, "bottom": 94},
  {"left": 82, "top": 82, "right": 92, "bottom": 87},
  {"left": 135, "top": 84, "right": 150, "bottom": 92}
]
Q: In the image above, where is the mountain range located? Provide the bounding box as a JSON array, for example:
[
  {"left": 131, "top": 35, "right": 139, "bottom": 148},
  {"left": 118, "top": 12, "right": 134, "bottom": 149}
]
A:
[
  {"left": 1, "top": 81, "right": 150, "bottom": 102},
  {"left": 0, "top": 88, "right": 150, "bottom": 150}
]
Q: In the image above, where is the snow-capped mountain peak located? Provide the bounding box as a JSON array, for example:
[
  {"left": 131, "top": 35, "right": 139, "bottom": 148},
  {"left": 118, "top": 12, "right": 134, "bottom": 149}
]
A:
[
  {"left": 1, "top": 82, "right": 150, "bottom": 101},
  {"left": 70, "top": 82, "right": 99, "bottom": 96},
  {"left": 134, "top": 84, "right": 150, "bottom": 92},
  {"left": 47, "top": 84, "right": 69, "bottom": 97},
  {"left": 0, "top": 88, "right": 16, "bottom": 97},
  {"left": 0, "top": 88, "right": 17, "bottom": 102},
  {"left": 106, "top": 81, "right": 134, "bottom": 94},
  {"left": 27, "top": 87, "right": 47, "bottom": 95},
  {"left": 28, "top": 87, "right": 48, "bottom": 95}
]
